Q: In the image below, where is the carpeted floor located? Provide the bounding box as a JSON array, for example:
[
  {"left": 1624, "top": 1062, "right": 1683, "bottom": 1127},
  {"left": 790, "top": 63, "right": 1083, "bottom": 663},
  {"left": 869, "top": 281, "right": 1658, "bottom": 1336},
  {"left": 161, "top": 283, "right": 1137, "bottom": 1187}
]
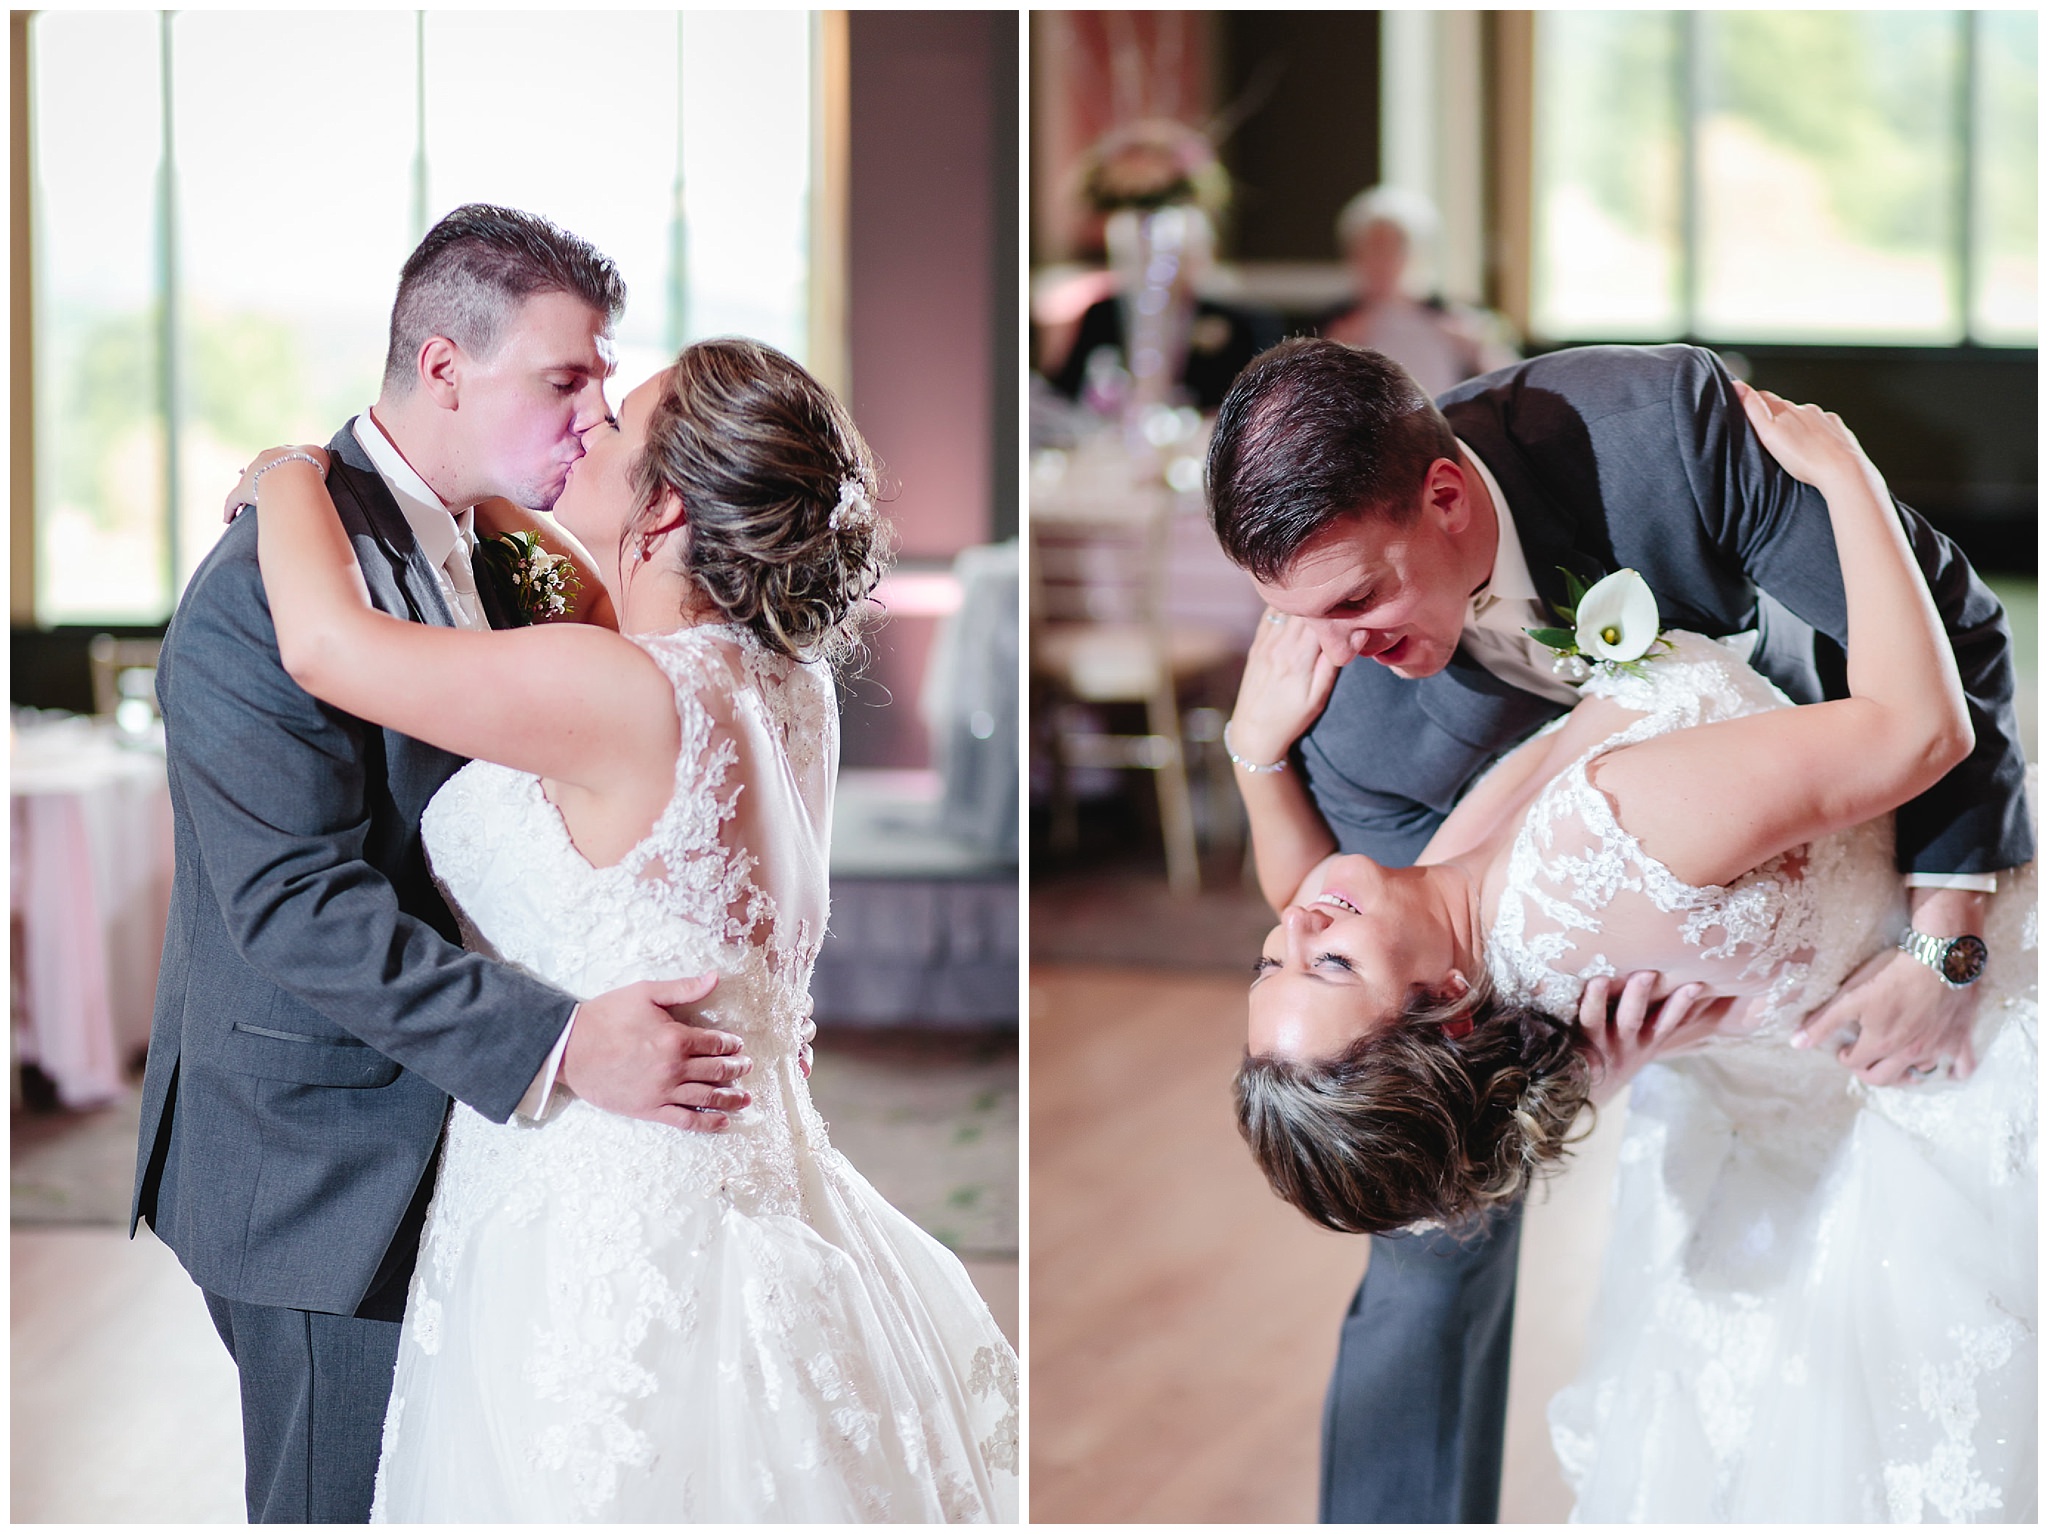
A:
[
  {"left": 12, "top": 1027, "right": 1018, "bottom": 1259},
  {"left": 11, "top": 1086, "right": 144, "bottom": 1226},
  {"left": 807, "top": 1027, "right": 1018, "bottom": 1257}
]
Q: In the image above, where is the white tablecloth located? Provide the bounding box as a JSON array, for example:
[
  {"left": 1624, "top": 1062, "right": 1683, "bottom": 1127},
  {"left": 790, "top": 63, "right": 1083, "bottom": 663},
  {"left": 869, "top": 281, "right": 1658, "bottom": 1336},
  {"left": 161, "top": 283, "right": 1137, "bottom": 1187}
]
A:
[
  {"left": 11, "top": 715, "right": 173, "bottom": 1108},
  {"left": 1030, "top": 428, "right": 1265, "bottom": 643}
]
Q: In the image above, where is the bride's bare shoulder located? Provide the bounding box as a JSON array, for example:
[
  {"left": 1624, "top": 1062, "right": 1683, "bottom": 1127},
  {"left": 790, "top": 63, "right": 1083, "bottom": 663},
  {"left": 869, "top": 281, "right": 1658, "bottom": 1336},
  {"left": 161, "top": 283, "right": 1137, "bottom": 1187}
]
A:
[{"left": 1424, "top": 696, "right": 1644, "bottom": 864}]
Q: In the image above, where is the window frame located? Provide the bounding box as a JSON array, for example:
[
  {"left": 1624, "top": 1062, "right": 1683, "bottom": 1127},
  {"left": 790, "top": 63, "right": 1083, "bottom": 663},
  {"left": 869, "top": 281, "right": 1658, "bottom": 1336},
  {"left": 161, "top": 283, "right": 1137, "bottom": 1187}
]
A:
[
  {"left": 17, "top": 10, "right": 840, "bottom": 629},
  {"left": 1524, "top": 9, "right": 2033, "bottom": 352}
]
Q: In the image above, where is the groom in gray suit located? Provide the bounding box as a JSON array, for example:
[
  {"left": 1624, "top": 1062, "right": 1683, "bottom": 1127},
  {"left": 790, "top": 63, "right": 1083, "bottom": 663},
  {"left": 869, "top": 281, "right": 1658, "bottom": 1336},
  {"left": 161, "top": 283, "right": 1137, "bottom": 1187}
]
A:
[
  {"left": 132, "top": 205, "right": 753, "bottom": 1523},
  {"left": 1205, "top": 337, "right": 2030, "bottom": 1521}
]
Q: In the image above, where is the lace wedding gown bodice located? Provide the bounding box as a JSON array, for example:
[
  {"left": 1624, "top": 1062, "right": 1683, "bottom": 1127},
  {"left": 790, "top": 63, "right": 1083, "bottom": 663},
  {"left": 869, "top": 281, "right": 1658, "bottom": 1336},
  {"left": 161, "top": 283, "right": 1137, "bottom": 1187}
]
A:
[
  {"left": 1485, "top": 632, "right": 2036, "bottom": 1523},
  {"left": 1487, "top": 630, "right": 1904, "bottom": 1036},
  {"left": 371, "top": 626, "right": 1018, "bottom": 1524}
]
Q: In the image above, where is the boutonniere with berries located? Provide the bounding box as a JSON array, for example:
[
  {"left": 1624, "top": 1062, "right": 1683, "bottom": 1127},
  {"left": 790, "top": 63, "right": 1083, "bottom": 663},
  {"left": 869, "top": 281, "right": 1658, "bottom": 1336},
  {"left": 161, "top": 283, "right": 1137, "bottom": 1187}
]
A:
[
  {"left": 476, "top": 530, "right": 581, "bottom": 624},
  {"left": 1526, "top": 567, "right": 1673, "bottom": 683}
]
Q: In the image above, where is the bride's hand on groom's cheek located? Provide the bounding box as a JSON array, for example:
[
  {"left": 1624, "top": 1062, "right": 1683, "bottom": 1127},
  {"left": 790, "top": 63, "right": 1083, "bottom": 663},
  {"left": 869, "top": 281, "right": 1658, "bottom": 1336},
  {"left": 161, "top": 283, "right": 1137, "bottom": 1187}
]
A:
[
  {"left": 1580, "top": 971, "right": 1715, "bottom": 1106},
  {"left": 1230, "top": 611, "right": 1340, "bottom": 766}
]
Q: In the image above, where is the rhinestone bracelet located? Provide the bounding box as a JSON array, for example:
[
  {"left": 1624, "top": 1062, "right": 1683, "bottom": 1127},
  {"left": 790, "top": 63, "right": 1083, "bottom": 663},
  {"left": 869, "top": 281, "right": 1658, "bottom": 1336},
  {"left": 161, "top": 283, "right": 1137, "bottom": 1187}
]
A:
[
  {"left": 249, "top": 450, "right": 327, "bottom": 496},
  {"left": 1223, "top": 721, "right": 1287, "bottom": 774}
]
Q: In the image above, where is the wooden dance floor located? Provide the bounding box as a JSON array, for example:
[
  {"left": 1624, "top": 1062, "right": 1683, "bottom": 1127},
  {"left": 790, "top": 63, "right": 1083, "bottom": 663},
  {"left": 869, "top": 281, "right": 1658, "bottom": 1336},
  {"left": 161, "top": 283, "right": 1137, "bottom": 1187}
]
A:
[{"left": 1029, "top": 962, "right": 1622, "bottom": 1523}]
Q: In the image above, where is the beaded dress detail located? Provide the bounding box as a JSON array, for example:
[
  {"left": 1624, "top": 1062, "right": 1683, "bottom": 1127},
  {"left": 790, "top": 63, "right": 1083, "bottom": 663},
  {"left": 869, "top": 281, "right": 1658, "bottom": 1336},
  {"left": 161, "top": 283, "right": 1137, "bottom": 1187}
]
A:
[
  {"left": 370, "top": 626, "right": 1017, "bottom": 1523},
  {"left": 1486, "top": 630, "right": 2035, "bottom": 1522}
]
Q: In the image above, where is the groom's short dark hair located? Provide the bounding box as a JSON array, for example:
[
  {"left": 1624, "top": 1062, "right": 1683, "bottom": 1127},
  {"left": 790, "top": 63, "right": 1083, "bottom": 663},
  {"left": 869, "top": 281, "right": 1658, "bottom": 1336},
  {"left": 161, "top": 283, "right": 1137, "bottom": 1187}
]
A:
[
  {"left": 383, "top": 204, "right": 626, "bottom": 392},
  {"left": 1205, "top": 338, "right": 1459, "bottom": 582}
]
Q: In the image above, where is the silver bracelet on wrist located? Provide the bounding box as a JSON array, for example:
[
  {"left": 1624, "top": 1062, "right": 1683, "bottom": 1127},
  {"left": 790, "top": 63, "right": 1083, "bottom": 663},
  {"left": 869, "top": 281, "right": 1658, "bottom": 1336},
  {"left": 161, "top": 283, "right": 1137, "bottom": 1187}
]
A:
[
  {"left": 249, "top": 451, "right": 326, "bottom": 497},
  {"left": 1223, "top": 721, "right": 1287, "bottom": 774}
]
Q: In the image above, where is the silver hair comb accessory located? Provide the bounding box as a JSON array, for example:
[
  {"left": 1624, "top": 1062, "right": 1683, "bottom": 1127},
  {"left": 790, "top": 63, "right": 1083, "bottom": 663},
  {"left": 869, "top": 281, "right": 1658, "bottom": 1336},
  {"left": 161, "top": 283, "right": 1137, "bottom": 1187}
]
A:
[{"left": 829, "top": 478, "right": 871, "bottom": 533}]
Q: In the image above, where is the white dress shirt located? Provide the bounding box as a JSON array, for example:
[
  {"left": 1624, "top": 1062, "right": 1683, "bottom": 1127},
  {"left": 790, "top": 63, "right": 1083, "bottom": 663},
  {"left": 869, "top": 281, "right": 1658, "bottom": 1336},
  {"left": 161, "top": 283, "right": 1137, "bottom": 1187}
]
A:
[
  {"left": 1457, "top": 443, "right": 1583, "bottom": 706},
  {"left": 352, "top": 411, "right": 580, "bottom": 1112},
  {"left": 352, "top": 415, "right": 485, "bottom": 630},
  {"left": 1453, "top": 440, "right": 1991, "bottom": 894}
]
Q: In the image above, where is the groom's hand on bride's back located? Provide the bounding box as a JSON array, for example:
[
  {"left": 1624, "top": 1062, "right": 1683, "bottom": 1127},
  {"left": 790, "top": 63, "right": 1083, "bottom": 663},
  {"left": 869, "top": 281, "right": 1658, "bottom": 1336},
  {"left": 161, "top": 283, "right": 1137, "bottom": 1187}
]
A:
[
  {"left": 1796, "top": 887, "right": 1986, "bottom": 1086},
  {"left": 563, "top": 976, "right": 751, "bottom": 1132}
]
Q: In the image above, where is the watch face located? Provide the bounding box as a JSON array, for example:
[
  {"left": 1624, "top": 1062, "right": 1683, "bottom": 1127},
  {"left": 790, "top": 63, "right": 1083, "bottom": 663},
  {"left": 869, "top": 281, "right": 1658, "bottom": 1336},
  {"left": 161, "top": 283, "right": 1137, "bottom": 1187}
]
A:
[{"left": 1941, "top": 934, "right": 1989, "bottom": 985}]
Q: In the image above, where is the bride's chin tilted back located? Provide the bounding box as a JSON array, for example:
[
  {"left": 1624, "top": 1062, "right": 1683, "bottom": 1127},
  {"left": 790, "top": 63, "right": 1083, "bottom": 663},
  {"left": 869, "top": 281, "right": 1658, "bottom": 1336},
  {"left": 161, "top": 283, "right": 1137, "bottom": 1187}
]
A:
[{"left": 1234, "top": 970, "right": 1595, "bottom": 1235}]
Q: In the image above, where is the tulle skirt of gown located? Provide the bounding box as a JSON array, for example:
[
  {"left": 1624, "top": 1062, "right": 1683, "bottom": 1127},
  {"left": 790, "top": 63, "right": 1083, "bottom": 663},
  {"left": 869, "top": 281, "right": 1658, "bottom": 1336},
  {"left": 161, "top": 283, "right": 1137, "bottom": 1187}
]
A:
[
  {"left": 1551, "top": 862, "right": 2036, "bottom": 1522},
  {"left": 371, "top": 1063, "right": 1018, "bottom": 1523}
]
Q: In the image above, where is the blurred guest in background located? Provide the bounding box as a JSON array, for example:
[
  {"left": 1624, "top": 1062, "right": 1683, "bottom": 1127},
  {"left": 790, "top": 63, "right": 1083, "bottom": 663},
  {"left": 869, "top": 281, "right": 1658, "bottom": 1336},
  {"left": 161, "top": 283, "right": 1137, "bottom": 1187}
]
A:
[{"left": 1320, "top": 186, "right": 1518, "bottom": 397}]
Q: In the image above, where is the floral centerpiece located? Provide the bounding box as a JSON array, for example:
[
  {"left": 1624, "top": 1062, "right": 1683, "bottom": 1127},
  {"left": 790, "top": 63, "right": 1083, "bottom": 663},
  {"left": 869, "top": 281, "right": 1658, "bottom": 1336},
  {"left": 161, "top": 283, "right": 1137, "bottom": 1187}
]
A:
[
  {"left": 1074, "top": 120, "right": 1229, "bottom": 428},
  {"left": 1076, "top": 118, "right": 1230, "bottom": 216}
]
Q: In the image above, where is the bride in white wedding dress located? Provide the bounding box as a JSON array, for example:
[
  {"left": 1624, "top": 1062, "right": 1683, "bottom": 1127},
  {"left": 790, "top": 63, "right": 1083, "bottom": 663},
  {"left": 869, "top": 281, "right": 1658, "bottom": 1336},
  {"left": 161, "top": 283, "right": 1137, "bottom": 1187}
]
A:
[
  {"left": 239, "top": 338, "right": 1017, "bottom": 1521},
  {"left": 1228, "top": 383, "right": 2033, "bottom": 1521}
]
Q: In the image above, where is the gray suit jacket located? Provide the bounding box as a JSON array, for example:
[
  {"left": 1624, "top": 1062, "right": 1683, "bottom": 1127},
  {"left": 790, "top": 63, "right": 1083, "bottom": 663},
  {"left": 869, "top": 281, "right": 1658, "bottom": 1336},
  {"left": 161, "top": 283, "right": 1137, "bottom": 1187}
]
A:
[
  {"left": 1302, "top": 344, "right": 2032, "bottom": 876},
  {"left": 132, "top": 421, "right": 576, "bottom": 1314}
]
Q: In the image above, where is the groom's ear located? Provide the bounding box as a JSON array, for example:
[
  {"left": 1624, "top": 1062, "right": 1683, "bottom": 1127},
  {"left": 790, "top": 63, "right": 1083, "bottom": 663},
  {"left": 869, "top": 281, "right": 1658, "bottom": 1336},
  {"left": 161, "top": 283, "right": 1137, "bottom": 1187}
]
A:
[
  {"left": 417, "top": 335, "right": 464, "bottom": 410},
  {"left": 1422, "top": 457, "right": 1471, "bottom": 534}
]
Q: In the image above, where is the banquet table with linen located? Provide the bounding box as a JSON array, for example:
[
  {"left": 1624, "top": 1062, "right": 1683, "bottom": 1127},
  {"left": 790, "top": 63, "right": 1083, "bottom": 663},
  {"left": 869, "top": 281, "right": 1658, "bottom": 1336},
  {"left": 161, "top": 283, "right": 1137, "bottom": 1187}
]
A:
[
  {"left": 11, "top": 713, "right": 173, "bottom": 1108},
  {"left": 1029, "top": 421, "right": 1264, "bottom": 644}
]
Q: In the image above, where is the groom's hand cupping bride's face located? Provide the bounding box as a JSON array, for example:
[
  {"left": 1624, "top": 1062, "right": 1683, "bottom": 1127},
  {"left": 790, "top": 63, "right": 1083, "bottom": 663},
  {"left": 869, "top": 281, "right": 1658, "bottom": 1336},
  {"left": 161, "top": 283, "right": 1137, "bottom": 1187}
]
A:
[{"left": 565, "top": 976, "right": 752, "bottom": 1131}]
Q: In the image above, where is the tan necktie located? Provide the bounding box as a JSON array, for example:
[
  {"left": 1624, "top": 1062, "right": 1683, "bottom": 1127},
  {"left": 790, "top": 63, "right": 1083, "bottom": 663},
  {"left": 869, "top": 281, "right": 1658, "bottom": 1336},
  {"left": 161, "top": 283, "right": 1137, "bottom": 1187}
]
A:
[
  {"left": 441, "top": 536, "right": 487, "bottom": 631},
  {"left": 1461, "top": 591, "right": 1582, "bottom": 704}
]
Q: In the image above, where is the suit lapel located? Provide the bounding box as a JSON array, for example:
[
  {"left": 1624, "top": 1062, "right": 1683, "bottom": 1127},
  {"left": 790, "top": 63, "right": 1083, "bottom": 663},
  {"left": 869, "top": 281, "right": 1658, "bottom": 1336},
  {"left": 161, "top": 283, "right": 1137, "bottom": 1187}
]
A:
[
  {"left": 327, "top": 422, "right": 457, "bottom": 629},
  {"left": 469, "top": 542, "right": 529, "bottom": 630},
  {"left": 1448, "top": 397, "right": 1608, "bottom": 633}
]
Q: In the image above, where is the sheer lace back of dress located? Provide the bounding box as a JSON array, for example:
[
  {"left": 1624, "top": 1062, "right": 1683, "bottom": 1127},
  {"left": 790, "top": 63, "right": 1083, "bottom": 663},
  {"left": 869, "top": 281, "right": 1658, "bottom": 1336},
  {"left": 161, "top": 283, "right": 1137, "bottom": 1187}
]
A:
[
  {"left": 384, "top": 622, "right": 1021, "bottom": 1523},
  {"left": 623, "top": 626, "right": 836, "bottom": 995},
  {"left": 420, "top": 623, "right": 838, "bottom": 1065}
]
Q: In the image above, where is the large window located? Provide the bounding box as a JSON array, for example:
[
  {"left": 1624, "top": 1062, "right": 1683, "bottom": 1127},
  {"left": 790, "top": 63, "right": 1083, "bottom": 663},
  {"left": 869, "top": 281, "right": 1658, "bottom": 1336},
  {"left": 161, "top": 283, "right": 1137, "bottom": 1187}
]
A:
[
  {"left": 1532, "top": 11, "right": 2036, "bottom": 346},
  {"left": 29, "top": 11, "right": 816, "bottom": 625}
]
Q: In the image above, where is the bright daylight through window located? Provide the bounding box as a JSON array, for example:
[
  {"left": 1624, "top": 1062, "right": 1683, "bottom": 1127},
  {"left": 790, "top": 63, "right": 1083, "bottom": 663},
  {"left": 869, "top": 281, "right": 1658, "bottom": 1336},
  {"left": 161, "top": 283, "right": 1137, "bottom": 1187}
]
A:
[
  {"left": 29, "top": 10, "right": 813, "bottom": 625},
  {"left": 1532, "top": 10, "right": 2036, "bottom": 347}
]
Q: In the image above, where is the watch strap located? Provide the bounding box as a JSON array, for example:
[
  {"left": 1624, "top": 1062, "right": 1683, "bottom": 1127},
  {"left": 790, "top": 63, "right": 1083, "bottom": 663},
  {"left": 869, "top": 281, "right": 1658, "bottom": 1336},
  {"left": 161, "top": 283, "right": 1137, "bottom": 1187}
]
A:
[{"left": 1898, "top": 928, "right": 1987, "bottom": 988}]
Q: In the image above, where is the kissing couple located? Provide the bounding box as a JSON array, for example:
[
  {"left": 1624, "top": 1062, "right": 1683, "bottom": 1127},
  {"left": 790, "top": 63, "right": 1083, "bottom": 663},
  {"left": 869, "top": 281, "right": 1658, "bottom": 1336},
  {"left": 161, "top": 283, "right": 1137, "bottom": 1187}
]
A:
[
  {"left": 1212, "top": 339, "right": 2033, "bottom": 1521},
  {"left": 132, "top": 204, "right": 1018, "bottom": 1522}
]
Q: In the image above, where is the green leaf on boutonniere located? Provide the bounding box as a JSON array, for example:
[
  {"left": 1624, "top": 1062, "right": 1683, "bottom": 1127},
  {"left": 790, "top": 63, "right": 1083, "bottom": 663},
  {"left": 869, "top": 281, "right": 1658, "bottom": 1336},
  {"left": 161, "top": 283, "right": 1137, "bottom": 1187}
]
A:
[
  {"left": 1526, "top": 626, "right": 1577, "bottom": 651},
  {"left": 1558, "top": 566, "right": 1593, "bottom": 610}
]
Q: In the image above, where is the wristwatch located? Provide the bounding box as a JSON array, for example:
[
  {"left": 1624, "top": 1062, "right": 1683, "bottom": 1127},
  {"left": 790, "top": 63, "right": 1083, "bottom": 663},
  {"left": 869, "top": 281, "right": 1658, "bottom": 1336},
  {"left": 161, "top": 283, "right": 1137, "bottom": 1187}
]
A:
[{"left": 1898, "top": 929, "right": 1989, "bottom": 988}]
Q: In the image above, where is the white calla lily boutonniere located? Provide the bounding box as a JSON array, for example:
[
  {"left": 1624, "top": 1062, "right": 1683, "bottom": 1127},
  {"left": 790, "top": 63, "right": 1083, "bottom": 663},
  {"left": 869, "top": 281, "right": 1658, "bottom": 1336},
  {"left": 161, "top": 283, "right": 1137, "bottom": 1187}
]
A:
[{"left": 1526, "top": 567, "right": 1673, "bottom": 683}]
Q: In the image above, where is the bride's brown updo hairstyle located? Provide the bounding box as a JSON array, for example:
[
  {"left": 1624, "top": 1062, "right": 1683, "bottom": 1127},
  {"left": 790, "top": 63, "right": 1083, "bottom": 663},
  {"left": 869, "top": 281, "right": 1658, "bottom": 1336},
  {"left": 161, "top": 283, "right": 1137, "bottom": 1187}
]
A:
[
  {"left": 1234, "top": 970, "right": 1594, "bottom": 1236},
  {"left": 630, "top": 337, "right": 891, "bottom": 666}
]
